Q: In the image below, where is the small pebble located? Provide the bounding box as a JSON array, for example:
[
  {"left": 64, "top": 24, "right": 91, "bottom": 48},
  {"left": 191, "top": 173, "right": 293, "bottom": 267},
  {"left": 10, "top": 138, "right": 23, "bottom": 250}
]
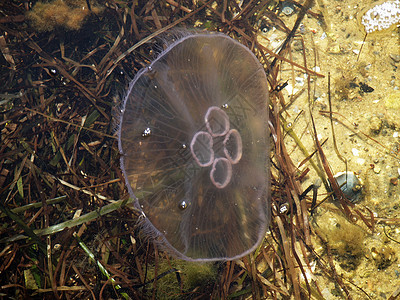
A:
[
  {"left": 371, "top": 246, "right": 395, "bottom": 269},
  {"left": 299, "top": 23, "right": 306, "bottom": 34},
  {"left": 295, "top": 76, "right": 305, "bottom": 86},
  {"left": 356, "top": 158, "right": 366, "bottom": 165},
  {"left": 352, "top": 148, "right": 360, "bottom": 156},
  {"left": 390, "top": 54, "right": 400, "bottom": 63},
  {"left": 293, "top": 40, "right": 304, "bottom": 51},
  {"left": 373, "top": 166, "right": 381, "bottom": 174},
  {"left": 328, "top": 44, "right": 341, "bottom": 54},
  {"left": 369, "top": 116, "right": 382, "bottom": 134},
  {"left": 281, "top": 1, "right": 295, "bottom": 15},
  {"left": 333, "top": 171, "right": 364, "bottom": 203}
]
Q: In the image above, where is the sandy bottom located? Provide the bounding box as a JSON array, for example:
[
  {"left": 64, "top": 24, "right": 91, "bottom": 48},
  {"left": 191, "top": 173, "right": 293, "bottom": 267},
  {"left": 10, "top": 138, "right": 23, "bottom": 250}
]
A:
[{"left": 260, "top": 0, "right": 400, "bottom": 298}]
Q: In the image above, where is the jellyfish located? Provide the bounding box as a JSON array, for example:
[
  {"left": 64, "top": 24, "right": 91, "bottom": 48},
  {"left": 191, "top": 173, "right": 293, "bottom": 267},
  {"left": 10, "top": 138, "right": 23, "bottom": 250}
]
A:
[{"left": 118, "top": 31, "right": 270, "bottom": 261}]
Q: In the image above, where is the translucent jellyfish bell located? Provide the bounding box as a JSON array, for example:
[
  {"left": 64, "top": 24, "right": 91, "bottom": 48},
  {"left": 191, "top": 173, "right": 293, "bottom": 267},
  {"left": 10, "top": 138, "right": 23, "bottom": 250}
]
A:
[{"left": 118, "top": 32, "right": 270, "bottom": 261}]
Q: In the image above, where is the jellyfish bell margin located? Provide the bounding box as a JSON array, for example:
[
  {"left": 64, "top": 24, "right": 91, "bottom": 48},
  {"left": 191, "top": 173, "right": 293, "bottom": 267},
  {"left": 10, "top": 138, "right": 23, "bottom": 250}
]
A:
[{"left": 118, "top": 31, "right": 271, "bottom": 262}]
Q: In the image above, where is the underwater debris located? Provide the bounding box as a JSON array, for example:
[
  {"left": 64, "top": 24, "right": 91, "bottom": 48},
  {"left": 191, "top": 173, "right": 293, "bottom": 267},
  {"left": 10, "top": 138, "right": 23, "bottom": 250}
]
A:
[
  {"left": 118, "top": 32, "right": 270, "bottom": 261},
  {"left": 281, "top": 1, "right": 295, "bottom": 16},
  {"left": 27, "top": 0, "right": 103, "bottom": 32},
  {"left": 371, "top": 245, "right": 396, "bottom": 269},
  {"left": 361, "top": 0, "right": 400, "bottom": 34},
  {"left": 358, "top": 82, "right": 374, "bottom": 94},
  {"left": 313, "top": 211, "right": 366, "bottom": 259},
  {"left": 385, "top": 90, "right": 400, "bottom": 111},
  {"left": 144, "top": 259, "right": 217, "bottom": 298},
  {"left": 368, "top": 115, "right": 383, "bottom": 134}
]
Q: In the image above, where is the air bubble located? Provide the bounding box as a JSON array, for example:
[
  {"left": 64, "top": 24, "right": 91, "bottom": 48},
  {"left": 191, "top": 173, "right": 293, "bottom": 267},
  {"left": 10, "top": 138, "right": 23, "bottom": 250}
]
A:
[
  {"left": 179, "top": 200, "right": 188, "bottom": 210},
  {"left": 142, "top": 127, "right": 151, "bottom": 137}
]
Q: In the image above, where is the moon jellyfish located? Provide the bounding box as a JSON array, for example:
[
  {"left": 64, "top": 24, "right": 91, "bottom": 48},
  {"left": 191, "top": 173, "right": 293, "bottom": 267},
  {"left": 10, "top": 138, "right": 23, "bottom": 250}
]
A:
[{"left": 118, "top": 32, "right": 270, "bottom": 261}]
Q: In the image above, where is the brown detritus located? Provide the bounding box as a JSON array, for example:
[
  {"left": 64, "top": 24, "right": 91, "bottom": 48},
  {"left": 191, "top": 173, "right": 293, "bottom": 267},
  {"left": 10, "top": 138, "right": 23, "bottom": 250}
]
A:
[
  {"left": 333, "top": 71, "right": 358, "bottom": 101},
  {"left": 390, "top": 177, "right": 399, "bottom": 186},
  {"left": 313, "top": 211, "right": 366, "bottom": 258},
  {"left": 370, "top": 246, "right": 396, "bottom": 269},
  {"left": 368, "top": 115, "right": 383, "bottom": 134},
  {"left": 27, "top": 0, "right": 103, "bottom": 32}
]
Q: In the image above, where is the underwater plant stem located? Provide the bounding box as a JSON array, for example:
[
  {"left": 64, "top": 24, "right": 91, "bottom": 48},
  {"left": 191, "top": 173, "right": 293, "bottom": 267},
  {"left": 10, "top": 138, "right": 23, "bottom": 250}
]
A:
[
  {"left": 357, "top": 33, "right": 367, "bottom": 62},
  {"left": 315, "top": 0, "right": 332, "bottom": 33},
  {"left": 280, "top": 116, "right": 328, "bottom": 189},
  {"left": 319, "top": 110, "right": 398, "bottom": 160},
  {"left": 275, "top": 216, "right": 301, "bottom": 299},
  {"left": 1, "top": 198, "right": 135, "bottom": 243},
  {"left": 309, "top": 110, "right": 353, "bottom": 218},
  {"left": 0, "top": 201, "right": 47, "bottom": 255},
  {"left": 0, "top": 195, "right": 67, "bottom": 218},
  {"left": 105, "top": 0, "right": 214, "bottom": 80},
  {"left": 73, "top": 233, "right": 131, "bottom": 300},
  {"left": 24, "top": 38, "right": 109, "bottom": 120},
  {"left": 328, "top": 73, "right": 347, "bottom": 169},
  {"left": 271, "top": 0, "right": 315, "bottom": 70},
  {"left": 25, "top": 107, "right": 117, "bottom": 139}
]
